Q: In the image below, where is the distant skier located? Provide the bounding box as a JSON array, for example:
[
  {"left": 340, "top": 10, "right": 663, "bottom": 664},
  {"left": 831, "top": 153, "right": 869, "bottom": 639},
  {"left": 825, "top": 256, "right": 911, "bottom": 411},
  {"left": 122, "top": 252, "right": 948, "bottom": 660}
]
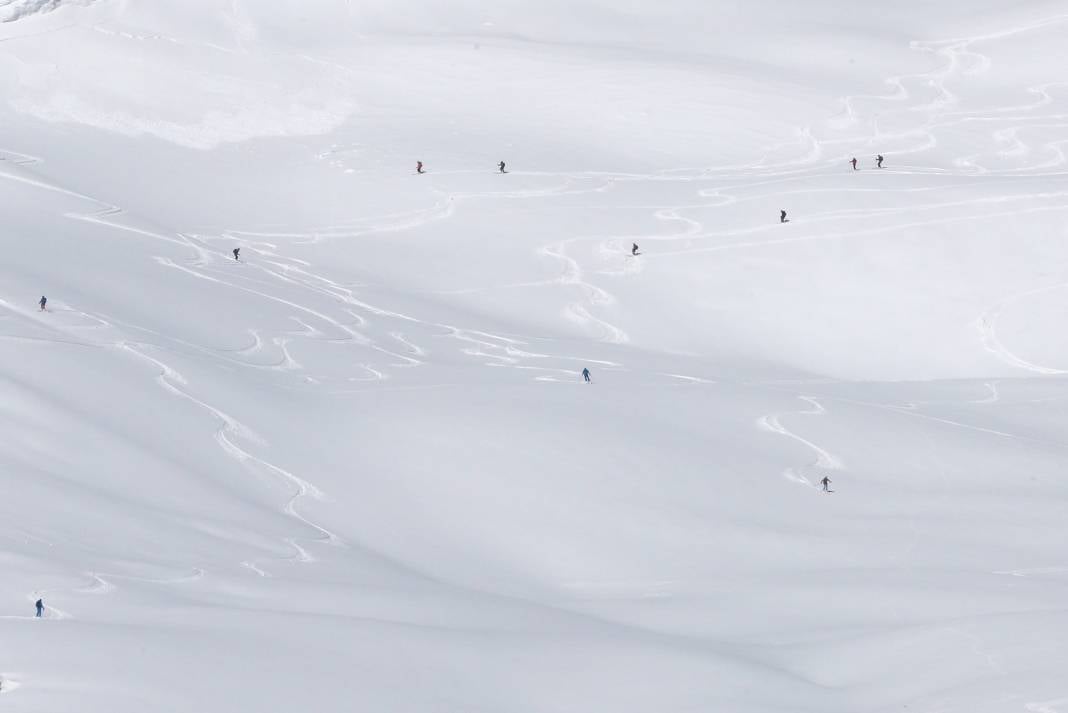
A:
[
  {"left": 232, "top": 247, "right": 240, "bottom": 262},
  {"left": 35, "top": 598, "right": 43, "bottom": 617},
  {"left": 780, "top": 209, "right": 788, "bottom": 224},
  {"left": 38, "top": 295, "right": 47, "bottom": 311},
  {"left": 416, "top": 161, "right": 424, "bottom": 174},
  {"left": 498, "top": 161, "right": 507, "bottom": 174},
  {"left": 850, "top": 157, "right": 858, "bottom": 171},
  {"left": 820, "top": 476, "right": 832, "bottom": 492},
  {"left": 632, "top": 242, "right": 640, "bottom": 256},
  {"left": 582, "top": 367, "right": 591, "bottom": 383},
  {"left": 876, "top": 154, "right": 884, "bottom": 168}
]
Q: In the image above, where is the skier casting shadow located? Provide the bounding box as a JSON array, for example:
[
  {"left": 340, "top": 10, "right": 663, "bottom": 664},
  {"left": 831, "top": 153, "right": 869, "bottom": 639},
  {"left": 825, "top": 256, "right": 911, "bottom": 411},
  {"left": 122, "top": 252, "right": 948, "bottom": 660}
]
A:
[
  {"left": 498, "top": 161, "right": 507, "bottom": 173},
  {"left": 820, "top": 476, "right": 833, "bottom": 493}
]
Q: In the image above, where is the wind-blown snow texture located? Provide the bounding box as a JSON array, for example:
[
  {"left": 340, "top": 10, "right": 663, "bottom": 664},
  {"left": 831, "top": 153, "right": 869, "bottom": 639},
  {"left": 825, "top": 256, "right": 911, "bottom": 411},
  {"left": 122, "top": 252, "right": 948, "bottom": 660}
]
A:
[{"left": 1, "top": 1, "right": 1068, "bottom": 711}]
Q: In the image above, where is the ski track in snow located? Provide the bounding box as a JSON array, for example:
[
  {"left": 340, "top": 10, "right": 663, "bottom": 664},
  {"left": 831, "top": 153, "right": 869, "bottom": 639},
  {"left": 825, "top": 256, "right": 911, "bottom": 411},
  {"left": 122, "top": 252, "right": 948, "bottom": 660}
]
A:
[
  {"left": 539, "top": 238, "right": 629, "bottom": 345},
  {"left": 224, "top": 234, "right": 616, "bottom": 376},
  {"left": 0, "top": 148, "right": 353, "bottom": 583},
  {"left": 977, "top": 283, "right": 1068, "bottom": 375},
  {"left": 993, "top": 565, "right": 1068, "bottom": 578},
  {"left": 116, "top": 341, "right": 343, "bottom": 568},
  {"left": 973, "top": 381, "right": 1001, "bottom": 404},
  {"left": 76, "top": 573, "right": 116, "bottom": 595},
  {"left": 241, "top": 560, "right": 271, "bottom": 578},
  {"left": 756, "top": 396, "right": 842, "bottom": 487}
]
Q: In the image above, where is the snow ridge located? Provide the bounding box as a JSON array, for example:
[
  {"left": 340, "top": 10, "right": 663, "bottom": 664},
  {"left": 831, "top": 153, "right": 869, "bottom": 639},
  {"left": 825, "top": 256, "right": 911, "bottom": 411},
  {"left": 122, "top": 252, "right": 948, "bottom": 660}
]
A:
[{"left": 0, "top": 0, "right": 96, "bottom": 23}]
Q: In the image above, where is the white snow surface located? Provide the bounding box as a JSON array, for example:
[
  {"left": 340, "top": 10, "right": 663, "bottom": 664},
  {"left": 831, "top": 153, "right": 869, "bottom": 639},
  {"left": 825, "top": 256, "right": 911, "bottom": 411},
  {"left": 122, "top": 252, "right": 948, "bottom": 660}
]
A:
[
  {"left": 1, "top": 1, "right": 1068, "bottom": 711},
  {"left": 0, "top": 0, "right": 95, "bottom": 24}
]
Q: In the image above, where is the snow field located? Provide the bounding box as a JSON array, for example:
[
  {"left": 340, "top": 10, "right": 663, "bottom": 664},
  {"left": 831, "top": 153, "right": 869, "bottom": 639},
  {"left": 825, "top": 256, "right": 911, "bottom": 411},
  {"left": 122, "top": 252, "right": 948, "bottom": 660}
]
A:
[{"left": 1, "top": 1, "right": 1067, "bottom": 711}]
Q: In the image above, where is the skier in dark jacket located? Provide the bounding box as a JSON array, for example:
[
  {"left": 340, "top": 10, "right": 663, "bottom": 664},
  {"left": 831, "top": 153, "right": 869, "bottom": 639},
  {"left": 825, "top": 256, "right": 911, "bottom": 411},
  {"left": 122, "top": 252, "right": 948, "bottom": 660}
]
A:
[
  {"left": 232, "top": 248, "right": 240, "bottom": 261},
  {"left": 498, "top": 161, "right": 506, "bottom": 173},
  {"left": 780, "top": 210, "right": 788, "bottom": 223},
  {"left": 582, "top": 367, "right": 591, "bottom": 383},
  {"left": 876, "top": 154, "right": 884, "bottom": 168},
  {"left": 38, "top": 296, "right": 47, "bottom": 311},
  {"left": 820, "top": 476, "right": 832, "bottom": 492},
  {"left": 850, "top": 157, "right": 858, "bottom": 170},
  {"left": 632, "top": 243, "right": 640, "bottom": 256},
  {"left": 416, "top": 161, "right": 424, "bottom": 174},
  {"left": 35, "top": 599, "right": 43, "bottom": 617}
]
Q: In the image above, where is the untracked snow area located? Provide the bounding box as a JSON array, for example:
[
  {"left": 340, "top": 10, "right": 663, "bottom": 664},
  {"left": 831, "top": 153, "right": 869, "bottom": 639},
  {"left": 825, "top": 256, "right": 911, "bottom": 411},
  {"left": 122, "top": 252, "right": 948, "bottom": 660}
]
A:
[{"left": 1, "top": 1, "right": 1068, "bottom": 711}]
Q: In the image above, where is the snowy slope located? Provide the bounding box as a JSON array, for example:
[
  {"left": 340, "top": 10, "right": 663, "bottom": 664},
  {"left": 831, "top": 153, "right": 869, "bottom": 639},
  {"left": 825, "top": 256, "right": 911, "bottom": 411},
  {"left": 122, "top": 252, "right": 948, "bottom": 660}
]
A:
[{"left": 2, "top": 1, "right": 1068, "bottom": 711}]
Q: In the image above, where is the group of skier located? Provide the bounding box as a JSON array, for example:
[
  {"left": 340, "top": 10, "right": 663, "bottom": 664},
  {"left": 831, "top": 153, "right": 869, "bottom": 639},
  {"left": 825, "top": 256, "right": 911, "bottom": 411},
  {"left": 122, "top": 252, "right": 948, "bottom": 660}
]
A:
[
  {"left": 411, "top": 153, "right": 885, "bottom": 232},
  {"left": 33, "top": 152, "right": 863, "bottom": 505},
  {"left": 850, "top": 154, "right": 885, "bottom": 170},
  {"left": 782, "top": 154, "right": 886, "bottom": 224},
  {"left": 415, "top": 160, "right": 508, "bottom": 175},
  {"left": 31, "top": 148, "right": 884, "bottom": 327},
  {"left": 416, "top": 155, "right": 885, "bottom": 181}
]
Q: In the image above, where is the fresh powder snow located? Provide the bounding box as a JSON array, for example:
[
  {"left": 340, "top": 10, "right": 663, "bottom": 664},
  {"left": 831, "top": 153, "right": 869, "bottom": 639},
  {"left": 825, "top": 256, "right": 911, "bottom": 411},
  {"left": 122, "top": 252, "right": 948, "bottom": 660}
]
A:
[{"left": 1, "top": 1, "right": 1067, "bottom": 711}]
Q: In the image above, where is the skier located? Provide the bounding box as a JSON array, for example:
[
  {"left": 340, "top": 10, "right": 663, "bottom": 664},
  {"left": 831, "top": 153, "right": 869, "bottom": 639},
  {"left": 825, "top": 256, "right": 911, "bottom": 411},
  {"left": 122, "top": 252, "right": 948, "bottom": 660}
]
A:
[
  {"left": 876, "top": 154, "right": 884, "bottom": 168},
  {"left": 416, "top": 161, "right": 424, "bottom": 174},
  {"left": 582, "top": 367, "right": 591, "bottom": 383},
  {"left": 232, "top": 247, "right": 240, "bottom": 262},
  {"left": 850, "top": 157, "right": 858, "bottom": 170},
  {"left": 820, "top": 476, "right": 832, "bottom": 492},
  {"left": 780, "top": 209, "right": 788, "bottom": 224},
  {"left": 632, "top": 242, "right": 640, "bottom": 256},
  {"left": 35, "top": 598, "right": 43, "bottom": 617},
  {"left": 38, "top": 295, "right": 47, "bottom": 311},
  {"left": 498, "top": 161, "right": 506, "bottom": 174}
]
